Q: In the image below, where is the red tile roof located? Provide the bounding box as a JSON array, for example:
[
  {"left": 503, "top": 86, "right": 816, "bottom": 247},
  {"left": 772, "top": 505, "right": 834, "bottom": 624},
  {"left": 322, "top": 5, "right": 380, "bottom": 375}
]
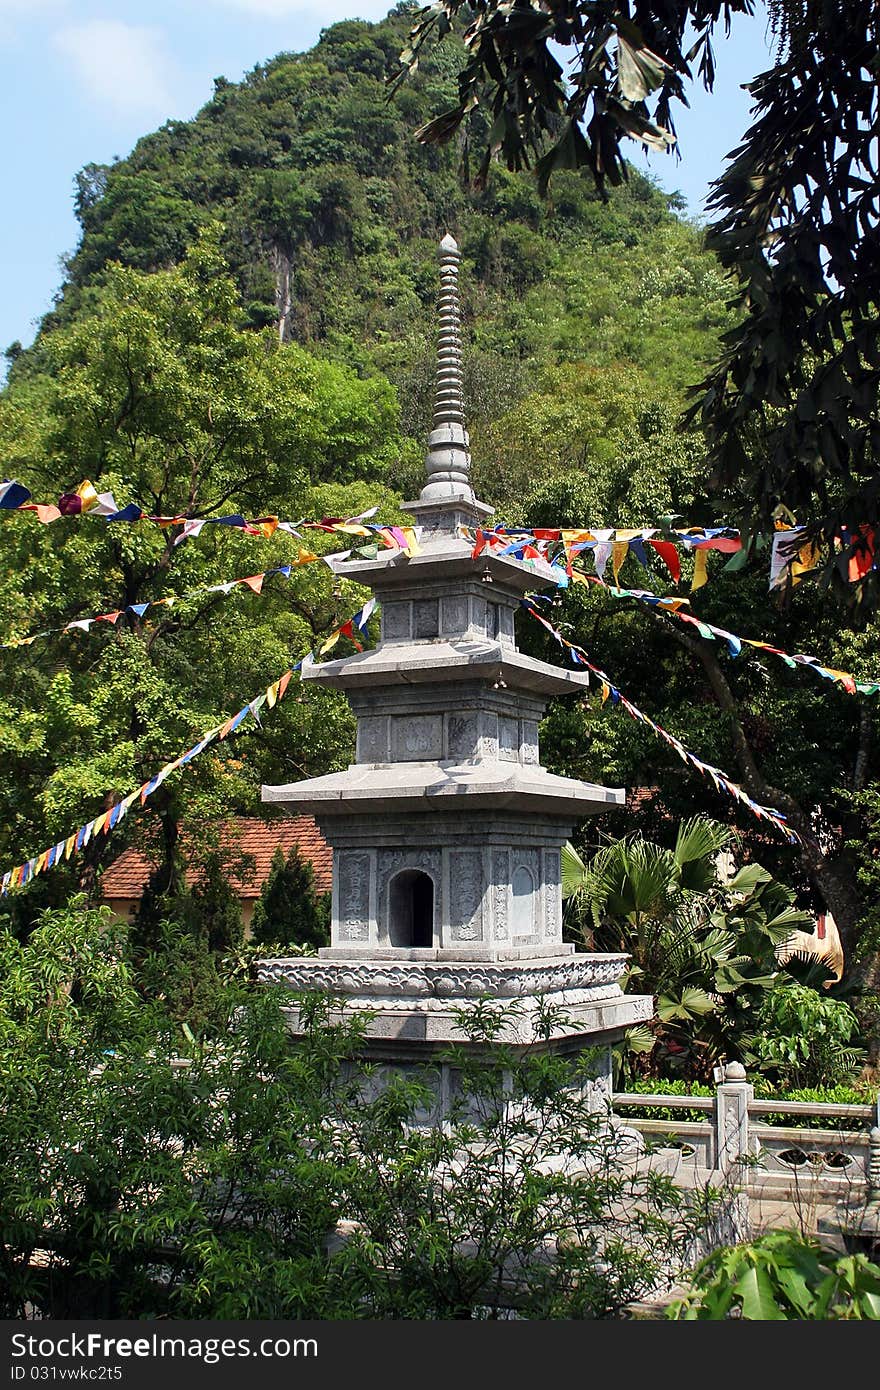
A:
[{"left": 101, "top": 816, "right": 332, "bottom": 901}]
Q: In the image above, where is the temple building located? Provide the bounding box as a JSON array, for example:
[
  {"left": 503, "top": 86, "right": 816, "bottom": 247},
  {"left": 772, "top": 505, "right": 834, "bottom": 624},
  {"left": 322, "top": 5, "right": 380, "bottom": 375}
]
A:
[{"left": 259, "top": 235, "right": 651, "bottom": 1113}]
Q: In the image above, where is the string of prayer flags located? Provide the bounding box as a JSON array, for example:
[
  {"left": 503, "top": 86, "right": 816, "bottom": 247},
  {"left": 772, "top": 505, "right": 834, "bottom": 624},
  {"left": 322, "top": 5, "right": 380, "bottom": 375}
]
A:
[
  {"left": 521, "top": 595, "right": 799, "bottom": 843},
  {"left": 567, "top": 573, "right": 878, "bottom": 696},
  {"left": 0, "top": 596, "right": 379, "bottom": 896},
  {"left": 469, "top": 524, "right": 745, "bottom": 588},
  {"left": 476, "top": 535, "right": 879, "bottom": 698},
  {"left": 0, "top": 480, "right": 419, "bottom": 555},
  {"left": 0, "top": 554, "right": 321, "bottom": 652}
]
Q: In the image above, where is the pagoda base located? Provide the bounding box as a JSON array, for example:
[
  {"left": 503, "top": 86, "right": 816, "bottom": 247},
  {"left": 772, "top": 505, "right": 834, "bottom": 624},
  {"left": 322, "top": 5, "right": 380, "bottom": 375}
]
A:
[{"left": 257, "top": 952, "right": 653, "bottom": 1125}]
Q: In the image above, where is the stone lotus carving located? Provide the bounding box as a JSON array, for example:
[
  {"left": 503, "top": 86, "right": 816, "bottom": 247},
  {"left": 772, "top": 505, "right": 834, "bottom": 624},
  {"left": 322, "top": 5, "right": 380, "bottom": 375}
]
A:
[{"left": 257, "top": 955, "right": 629, "bottom": 999}]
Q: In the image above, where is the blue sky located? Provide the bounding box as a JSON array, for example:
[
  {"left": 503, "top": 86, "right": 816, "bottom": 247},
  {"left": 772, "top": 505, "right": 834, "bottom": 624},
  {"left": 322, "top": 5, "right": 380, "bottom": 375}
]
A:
[{"left": 0, "top": 1, "right": 776, "bottom": 356}]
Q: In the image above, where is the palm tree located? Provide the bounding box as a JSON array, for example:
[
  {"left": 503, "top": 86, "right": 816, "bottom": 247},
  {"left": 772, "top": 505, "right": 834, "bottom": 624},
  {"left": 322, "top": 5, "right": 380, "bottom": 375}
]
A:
[{"left": 562, "top": 819, "right": 811, "bottom": 1080}]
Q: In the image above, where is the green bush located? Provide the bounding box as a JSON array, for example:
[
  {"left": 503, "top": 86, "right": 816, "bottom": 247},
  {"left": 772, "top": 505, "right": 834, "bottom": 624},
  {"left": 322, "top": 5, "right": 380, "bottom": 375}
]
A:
[{"left": 669, "top": 1231, "right": 880, "bottom": 1320}]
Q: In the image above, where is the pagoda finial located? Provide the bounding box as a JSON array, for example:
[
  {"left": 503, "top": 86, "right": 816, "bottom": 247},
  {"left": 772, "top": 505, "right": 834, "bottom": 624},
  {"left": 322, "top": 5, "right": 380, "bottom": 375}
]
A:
[{"left": 420, "top": 233, "right": 473, "bottom": 502}]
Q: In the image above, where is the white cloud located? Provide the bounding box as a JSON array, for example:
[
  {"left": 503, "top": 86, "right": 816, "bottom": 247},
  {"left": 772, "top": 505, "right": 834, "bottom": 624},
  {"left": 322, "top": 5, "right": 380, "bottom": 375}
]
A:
[
  {"left": 0, "top": 0, "right": 67, "bottom": 44},
  {"left": 53, "top": 20, "right": 180, "bottom": 117}
]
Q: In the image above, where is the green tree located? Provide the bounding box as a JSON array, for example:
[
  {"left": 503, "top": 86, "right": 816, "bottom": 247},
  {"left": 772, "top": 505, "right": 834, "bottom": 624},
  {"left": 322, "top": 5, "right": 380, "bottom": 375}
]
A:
[
  {"left": 0, "top": 901, "right": 725, "bottom": 1319},
  {"left": 0, "top": 230, "right": 399, "bottom": 901},
  {"left": 749, "top": 981, "right": 864, "bottom": 1090},
  {"left": 400, "top": 1, "right": 880, "bottom": 602},
  {"left": 250, "top": 843, "right": 330, "bottom": 951}
]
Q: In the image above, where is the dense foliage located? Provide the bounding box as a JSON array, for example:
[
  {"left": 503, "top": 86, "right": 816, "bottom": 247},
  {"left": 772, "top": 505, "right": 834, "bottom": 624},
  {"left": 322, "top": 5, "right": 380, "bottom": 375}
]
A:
[
  {"left": 250, "top": 844, "right": 331, "bottom": 951},
  {"left": 0, "top": 10, "right": 876, "bottom": 1069},
  {"left": 400, "top": 0, "right": 880, "bottom": 604},
  {"left": 669, "top": 1229, "right": 880, "bottom": 1320},
  {"left": 0, "top": 905, "right": 724, "bottom": 1319}
]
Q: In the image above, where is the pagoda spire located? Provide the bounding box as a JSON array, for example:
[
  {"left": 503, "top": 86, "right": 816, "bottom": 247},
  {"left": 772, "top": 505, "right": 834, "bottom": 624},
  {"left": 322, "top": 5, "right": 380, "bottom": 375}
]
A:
[{"left": 419, "top": 233, "right": 474, "bottom": 504}]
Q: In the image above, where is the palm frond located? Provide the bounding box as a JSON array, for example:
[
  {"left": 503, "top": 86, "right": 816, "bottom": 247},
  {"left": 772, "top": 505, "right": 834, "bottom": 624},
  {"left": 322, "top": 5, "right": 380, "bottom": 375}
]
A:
[{"left": 561, "top": 841, "right": 587, "bottom": 900}]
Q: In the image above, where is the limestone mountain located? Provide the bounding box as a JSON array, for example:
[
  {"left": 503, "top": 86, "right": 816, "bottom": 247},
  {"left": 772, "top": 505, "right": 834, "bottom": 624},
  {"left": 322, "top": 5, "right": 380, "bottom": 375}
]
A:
[{"left": 22, "top": 6, "right": 730, "bottom": 507}]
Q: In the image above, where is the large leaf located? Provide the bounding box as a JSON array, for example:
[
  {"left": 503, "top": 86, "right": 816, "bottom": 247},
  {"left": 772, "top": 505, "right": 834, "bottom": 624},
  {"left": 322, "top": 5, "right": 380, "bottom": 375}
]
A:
[
  {"left": 561, "top": 840, "right": 586, "bottom": 899},
  {"left": 674, "top": 816, "right": 731, "bottom": 874},
  {"left": 725, "top": 864, "right": 772, "bottom": 896},
  {"left": 616, "top": 35, "right": 672, "bottom": 104},
  {"left": 657, "top": 986, "right": 717, "bottom": 1022},
  {"left": 735, "top": 1264, "right": 785, "bottom": 1320}
]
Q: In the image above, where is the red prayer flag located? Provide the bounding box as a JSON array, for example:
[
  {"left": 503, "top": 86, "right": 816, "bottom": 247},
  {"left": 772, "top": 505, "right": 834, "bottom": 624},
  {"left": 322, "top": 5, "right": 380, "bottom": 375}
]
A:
[{"left": 647, "top": 539, "right": 681, "bottom": 582}]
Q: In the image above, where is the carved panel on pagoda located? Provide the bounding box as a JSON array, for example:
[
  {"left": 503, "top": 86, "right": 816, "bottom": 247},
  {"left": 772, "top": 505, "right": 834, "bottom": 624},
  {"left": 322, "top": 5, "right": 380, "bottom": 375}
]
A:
[
  {"left": 479, "top": 712, "right": 498, "bottom": 759},
  {"left": 499, "top": 716, "right": 518, "bottom": 762},
  {"left": 522, "top": 721, "right": 540, "bottom": 765},
  {"left": 448, "top": 849, "right": 484, "bottom": 941},
  {"left": 441, "top": 595, "right": 468, "bottom": 636},
  {"left": 447, "top": 712, "right": 479, "bottom": 760},
  {"left": 382, "top": 601, "right": 411, "bottom": 642},
  {"left": 336, "top": 850, "right": 373, "bottom": 942},
  {"left": 543, "top": 848, "right": 562, "bottom": 943},
  {"left": 357, "top": 716, "right": 389, "bottom": 763},
  {"left": 413, "top": 599, "right": 440, "bottom": 639},
  {"left": 511, "top": 849, "right": 540, "bottom": 942},
  {"left": 391, "top": 714, "right": 443, "bottom": 761},
  {"left": 491, "top": 850, "right": 510, "bottom": 941}
]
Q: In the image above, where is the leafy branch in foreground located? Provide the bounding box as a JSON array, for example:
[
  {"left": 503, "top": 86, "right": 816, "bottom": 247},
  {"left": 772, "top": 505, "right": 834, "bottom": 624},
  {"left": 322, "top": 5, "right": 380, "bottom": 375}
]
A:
[{"left": 669, "top": 1229, "right": 880, "bottom": 1319}]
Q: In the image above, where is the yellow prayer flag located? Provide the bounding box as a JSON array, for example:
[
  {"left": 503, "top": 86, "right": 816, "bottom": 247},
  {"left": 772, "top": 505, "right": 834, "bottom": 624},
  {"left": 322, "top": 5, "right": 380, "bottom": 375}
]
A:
[
  {"left": 611, "top": 541, "right": 629, "bottom": 584},
  {"left": 401, "top": 527, "right": 421, "bottom": 557},
  {"left": 691, "top": 549, "right": 709, "bottom": 590},
  {"left": 76, "top": 480, "right": 99, "bottom": 512},
  {"left": 791, "top": 541, "right": 819, "bottom": 585}
]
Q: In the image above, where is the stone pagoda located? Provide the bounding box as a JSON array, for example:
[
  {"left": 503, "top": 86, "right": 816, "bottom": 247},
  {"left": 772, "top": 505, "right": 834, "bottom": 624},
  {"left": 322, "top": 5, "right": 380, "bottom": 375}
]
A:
[{"left": 260, "top": 235, "right": 651, "bottom": 1111}]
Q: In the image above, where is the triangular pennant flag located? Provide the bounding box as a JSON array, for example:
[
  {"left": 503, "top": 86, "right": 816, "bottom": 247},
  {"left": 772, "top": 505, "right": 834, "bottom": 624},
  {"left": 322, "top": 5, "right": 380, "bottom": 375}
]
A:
[
  {"left": 647, "top": 539, "right": 681, "bottom": 583},
  {"left": 611, "top": 541, "right": 629, "bottom": 584},
  {"left": 691, "top": 549, "right": 709, "bottom": 590},
  {"left": 0, "top": 481, "right": 31, "bottom": 509}
]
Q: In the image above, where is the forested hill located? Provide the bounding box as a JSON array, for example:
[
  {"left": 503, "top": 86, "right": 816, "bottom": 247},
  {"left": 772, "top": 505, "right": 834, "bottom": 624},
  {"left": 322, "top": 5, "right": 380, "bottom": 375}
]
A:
[
  {"left": 3, "top": 6, "right": 879, "bottom": 1006},
  {"left": 25, "top": 7, "right": 731, "bottom": 488}
]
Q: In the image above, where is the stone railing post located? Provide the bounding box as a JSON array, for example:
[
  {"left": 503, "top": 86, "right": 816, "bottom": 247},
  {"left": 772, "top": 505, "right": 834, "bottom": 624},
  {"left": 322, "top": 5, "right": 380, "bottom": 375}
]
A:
[
  {"left": 714, "top": 1061, "right": 753, "bottom": 1176},
  {"left": 868, "top": 1126, "right": 880, "bottom": 1204}
]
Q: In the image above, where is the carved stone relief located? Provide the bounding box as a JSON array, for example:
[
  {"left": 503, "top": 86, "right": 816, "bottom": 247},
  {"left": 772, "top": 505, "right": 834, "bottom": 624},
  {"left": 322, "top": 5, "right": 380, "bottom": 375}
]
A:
[
  {"left": 498, "top": 716, "right": 518, "bottom": 762},
  {"left": 497, "top": 606, "right": 515, "bottom": 642},
  {"left": 479, "top": 712, "right": 498, "bottom": 759},
  {"left": 469, "top": 596, "right": 487, "bottom": 636},
  {"left": 511, "top": 849, "right": 540, "bottom": 939},
  {"left": 382, "top": 602, "right": 411, "bottom": 641},
  {"left": 449, "top": 849, "right": 484, "bottom": 941},
  {"left": 337, "top": 850, "right": 372, "bottom": 941},
  {"left": 543, "top": 849, "right": 562, "bottom": 941},
  {"left": 413, "top": 599, "right": 439, "bottom": 639},
  {"left": 441, "top": 596, "right": 467, "bottom": 637},
  {"left": 391, "top": 715, "right": 443, "bottom": 761},
  {"left": 447, "top": 713, "right": 479, "bottom": 760},
  {"left": 521, "top": 721, "right": 540, "bottom": 765},
  {"left": 357, "top": 716, "right": 389, "bottom": 763},
  {"left": 491, "top": 850, "right": 509, "bottom": 941}
]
